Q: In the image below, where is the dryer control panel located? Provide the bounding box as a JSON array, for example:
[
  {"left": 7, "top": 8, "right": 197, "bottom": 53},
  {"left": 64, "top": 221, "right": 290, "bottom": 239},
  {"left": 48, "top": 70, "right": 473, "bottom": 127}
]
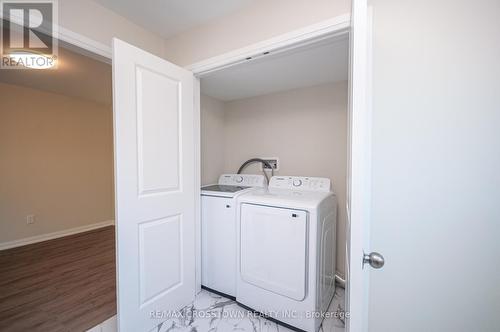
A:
[
  {"left": 269, "top": 176, "right": 331, "bottom": 192},
  {"left": 218, "top": 174, "right": 266, "bottom": 187}
]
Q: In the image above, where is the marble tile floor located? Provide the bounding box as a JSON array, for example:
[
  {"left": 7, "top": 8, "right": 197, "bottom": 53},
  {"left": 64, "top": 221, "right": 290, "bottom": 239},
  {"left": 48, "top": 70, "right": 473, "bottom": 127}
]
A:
[{"left": 150, "top": 287, "right": 346, "bottom": 332}]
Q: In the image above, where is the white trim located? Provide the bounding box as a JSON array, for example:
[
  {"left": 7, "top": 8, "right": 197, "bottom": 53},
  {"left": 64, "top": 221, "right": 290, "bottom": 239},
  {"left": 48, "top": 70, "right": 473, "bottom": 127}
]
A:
[
  {"left": 346, "top": 1, "right": 372, "bottom": 331},
  {"left": 0, "top": 11, "right": 112, "bottom": 61},
  {"left": 0, "top": 220, "right": 115, "bottom": 251},
  {"left": 187, "top": 14, "right": 351, "bottom": 77},
  {"left": 58, "top": 26, "right": 112, "bottom": 61},
  {"left": 194, "top": 77, "right": 202, "bottom": 294},
  {"left": 86, "top": 315, "right": 117, "bottom": 332}
]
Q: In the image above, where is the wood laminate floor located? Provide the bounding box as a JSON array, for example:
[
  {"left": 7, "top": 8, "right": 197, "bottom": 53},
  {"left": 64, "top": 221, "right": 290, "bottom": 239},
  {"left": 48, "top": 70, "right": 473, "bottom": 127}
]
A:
[{"left": 0, "top": 226, "right": 116, "bottom": 331}]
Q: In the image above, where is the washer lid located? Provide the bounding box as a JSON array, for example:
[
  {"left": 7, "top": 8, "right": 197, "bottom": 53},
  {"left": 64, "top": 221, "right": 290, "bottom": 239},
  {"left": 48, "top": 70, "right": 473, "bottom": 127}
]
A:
[
  {"left": 201, "top": 184, "right": 250, "bottom": 193},
  {"left": 201, "top": 184, "right": 254, "bottom": 198}
]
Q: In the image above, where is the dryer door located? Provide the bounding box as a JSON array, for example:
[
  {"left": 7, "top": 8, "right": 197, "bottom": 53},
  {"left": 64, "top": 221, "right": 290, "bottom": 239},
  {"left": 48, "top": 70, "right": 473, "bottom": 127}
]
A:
[{"left": 240, "top": 204, "right": 308, "bottom": 301}]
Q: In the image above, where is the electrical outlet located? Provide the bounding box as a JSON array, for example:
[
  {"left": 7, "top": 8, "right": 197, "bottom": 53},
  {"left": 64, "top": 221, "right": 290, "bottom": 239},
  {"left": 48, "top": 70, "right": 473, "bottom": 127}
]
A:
[
  {"left": 26, "top": 214, "right": 35, "bottom": 225},
  {"left": 261, "top": 158, "right": 279, "bottom": 171}
]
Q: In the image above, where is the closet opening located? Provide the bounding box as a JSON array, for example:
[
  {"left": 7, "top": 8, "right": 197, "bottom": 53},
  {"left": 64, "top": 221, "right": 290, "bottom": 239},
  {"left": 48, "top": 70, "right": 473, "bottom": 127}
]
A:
[{"left": 198, "top": 32, "right": 349, "bottom": 332}]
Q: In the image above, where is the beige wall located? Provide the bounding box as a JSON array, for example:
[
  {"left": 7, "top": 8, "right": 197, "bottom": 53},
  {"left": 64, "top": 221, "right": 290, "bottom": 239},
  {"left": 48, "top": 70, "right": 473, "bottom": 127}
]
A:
[
  {"left": 200, "top": 81, "right": 348, "bottom": 276},
  {"left": 163, "top": 0, "right": 351, "bottom": 66},
  {"left": 0, "top": 82, "right": 114, "bottom": 243},
  {"left": 58, "top": 1, "right": 350, "bottom": 65},
  {"left": 201, "top": 94, "right": 226, "bottom": 185},
  {"left": 59, "top": 0, "right": 166, "bottom": 58}
]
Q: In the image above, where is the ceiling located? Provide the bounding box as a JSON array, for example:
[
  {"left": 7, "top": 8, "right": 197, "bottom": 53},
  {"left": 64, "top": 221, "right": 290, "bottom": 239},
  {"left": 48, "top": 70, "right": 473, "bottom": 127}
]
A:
[
  {"left": 201, "top": 36, "right": 349, "bottom": 101},
  {"left": 93, "top": 0, "right": 253, "bottom": 39},
  {"left": 0, "top": 44, "right": 112, "bottom": 105}
]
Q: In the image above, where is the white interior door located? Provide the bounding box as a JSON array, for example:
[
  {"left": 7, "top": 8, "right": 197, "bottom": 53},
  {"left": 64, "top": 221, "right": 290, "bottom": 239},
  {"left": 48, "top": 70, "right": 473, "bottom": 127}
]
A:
[
  {"left": 349, "top": 1, "right": 500, "bottom": 331},
  {"left": 346, "top": 0, "right": 372, "bottom": 331},
  {"left": 112, "top": 38, "right": 196, "bottom": 332}
]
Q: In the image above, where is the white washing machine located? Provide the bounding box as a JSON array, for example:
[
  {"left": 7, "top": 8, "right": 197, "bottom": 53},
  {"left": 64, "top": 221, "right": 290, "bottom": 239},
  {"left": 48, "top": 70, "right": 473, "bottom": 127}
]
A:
[
  {"left": 201, "top": 174, "right": 266, "bottom": 297},
  {"left": 236, "top": 176, "right": 337, "bottom": 332}
]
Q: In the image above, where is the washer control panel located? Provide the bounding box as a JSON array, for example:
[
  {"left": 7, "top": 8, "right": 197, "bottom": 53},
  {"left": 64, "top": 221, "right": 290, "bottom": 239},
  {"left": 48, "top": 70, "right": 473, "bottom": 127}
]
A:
[
  {"left": 218, "top": 174, "right": 266, "bottom": 187},
  {"left": 269, "top": 176, "right": 331, "bottom": 192}
]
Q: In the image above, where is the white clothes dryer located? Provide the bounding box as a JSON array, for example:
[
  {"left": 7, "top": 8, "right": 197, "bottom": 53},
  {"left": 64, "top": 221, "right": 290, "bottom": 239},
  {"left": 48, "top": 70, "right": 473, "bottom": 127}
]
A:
[{"left": 236, "top": 176, "right": 337, "bottom": 332}]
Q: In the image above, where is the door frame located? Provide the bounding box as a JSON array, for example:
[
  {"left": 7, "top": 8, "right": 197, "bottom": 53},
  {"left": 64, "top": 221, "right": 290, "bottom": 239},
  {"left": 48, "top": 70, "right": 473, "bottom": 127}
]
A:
[
  {"left": 187, "top": 11, "right": 352, "bottom": 292},
  {"left": 346, "top": 1, "right": 372, "bottom": 331},
  {"left": 187, "top": 9, "right": 372, "bottom": 332},
  {"left": 187, "top": 14, "right": 350, "bottom": 77}
]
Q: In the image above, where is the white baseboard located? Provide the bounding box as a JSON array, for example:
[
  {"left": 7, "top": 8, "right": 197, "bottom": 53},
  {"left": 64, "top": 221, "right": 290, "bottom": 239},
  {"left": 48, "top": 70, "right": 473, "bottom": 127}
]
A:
[
  {"left": 0, "top": 220, "right": 115, "bottom": 251},
  {"left": 86, "top": 315, "right": 117, "bottom": 332}
]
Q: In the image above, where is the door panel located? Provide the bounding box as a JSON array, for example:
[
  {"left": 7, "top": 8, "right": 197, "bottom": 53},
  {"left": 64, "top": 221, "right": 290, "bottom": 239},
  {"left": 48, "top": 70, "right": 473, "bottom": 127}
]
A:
[
  {"left": 112, "top": 38, "right": 195, "bottom": 332},
  {"left": 136, "top": 66, "right": 180, "bottom": 194},
  {"left": 240, "top": 204, "right": 308, "bottom": 301},
  {"left": 139, "top": 215, "right": 181, "bottom": 306}
]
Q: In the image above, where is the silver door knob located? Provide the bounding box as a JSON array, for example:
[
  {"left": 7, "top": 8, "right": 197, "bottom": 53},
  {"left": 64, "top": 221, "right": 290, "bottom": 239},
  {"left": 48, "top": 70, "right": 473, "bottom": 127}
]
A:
[{"left": 363, "top": 252, "right": 385, "bottom": 269}]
